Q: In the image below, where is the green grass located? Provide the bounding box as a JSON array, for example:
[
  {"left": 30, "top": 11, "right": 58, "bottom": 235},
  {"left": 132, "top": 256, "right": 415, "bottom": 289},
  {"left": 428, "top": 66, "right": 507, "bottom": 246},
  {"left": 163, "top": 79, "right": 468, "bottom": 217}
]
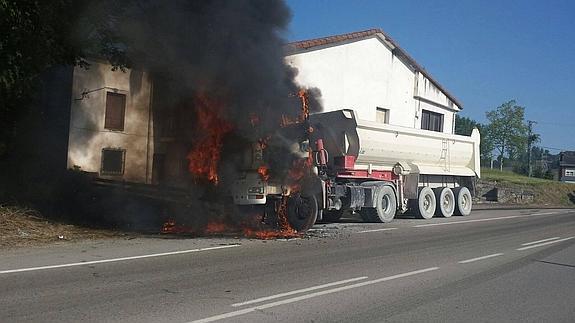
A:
[
  {"left": 480, "top": 168, "right": 575, "bottom": 206},
  {"left": 481, "top": 168, "right": 555, "bottom": 185}
]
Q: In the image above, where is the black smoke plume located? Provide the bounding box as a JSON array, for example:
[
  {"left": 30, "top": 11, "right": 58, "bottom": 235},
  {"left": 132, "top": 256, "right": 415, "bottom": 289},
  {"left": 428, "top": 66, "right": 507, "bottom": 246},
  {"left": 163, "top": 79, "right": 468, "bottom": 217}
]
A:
[{"left": 81, "top": 0, "right": 322, "bottom": 185}]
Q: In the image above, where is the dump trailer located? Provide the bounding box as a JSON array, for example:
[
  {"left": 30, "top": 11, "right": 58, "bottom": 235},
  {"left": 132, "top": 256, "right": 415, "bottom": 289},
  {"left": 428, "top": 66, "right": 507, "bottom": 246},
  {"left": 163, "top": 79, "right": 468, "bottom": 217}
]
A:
[{"left": 233, "top": 109, "right": 480, "bottom": 231}]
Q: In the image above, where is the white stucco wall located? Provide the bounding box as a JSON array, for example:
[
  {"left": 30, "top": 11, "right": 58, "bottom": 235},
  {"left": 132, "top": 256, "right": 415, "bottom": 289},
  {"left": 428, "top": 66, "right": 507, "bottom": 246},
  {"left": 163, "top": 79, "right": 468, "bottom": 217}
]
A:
[
  {"left": 285, "top": 36, "right": 458, "bottom": 134},
  {"left": 67, "top": 62, "right": 153, "bottom": 184},
  {"left": 415, "top": 72, "right": 459, "bottom": 111}
]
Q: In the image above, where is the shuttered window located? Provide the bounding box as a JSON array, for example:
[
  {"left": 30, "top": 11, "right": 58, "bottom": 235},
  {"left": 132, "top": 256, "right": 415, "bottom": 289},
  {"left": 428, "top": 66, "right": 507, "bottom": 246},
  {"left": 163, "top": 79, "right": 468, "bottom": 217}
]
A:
[
  {"left": 105, "top": 92, "right": 126, "bottom": 131},
  {"left": 101, "top": 149, "right": 125, "bottom": 175},
  {"left": 421, "top": 110, "right": 444, "bottom": 132}
]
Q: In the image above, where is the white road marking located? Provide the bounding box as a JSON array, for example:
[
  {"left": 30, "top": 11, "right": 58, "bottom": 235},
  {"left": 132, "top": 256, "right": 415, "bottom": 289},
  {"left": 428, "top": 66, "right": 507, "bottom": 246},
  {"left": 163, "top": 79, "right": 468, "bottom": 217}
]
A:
[
  {"left": 528, "top": 212, "right": 558, "bottom": 216},
  {"left": 356, "top": 228, "right": 398, "bottom": 234},
  {"left": 458, "top": 253, "right": 504, "bottom": 264},
  {"left": 189, "top": 267, "right": 439, "bottom": 323},
  {"left": 0, "top": 244, "right": 240, "bottom": 274},
  {"left": 521, "top": 237, "right": 561, "bottom": 246},
  {"left": 516, "top": 236, "right": 575, "bottom": 251},
  {"left": 414, "top": 212, "right": 561, "bottom": 228},
  {"left": 231, "top": 276, "right": 368, "bottom": 307}
]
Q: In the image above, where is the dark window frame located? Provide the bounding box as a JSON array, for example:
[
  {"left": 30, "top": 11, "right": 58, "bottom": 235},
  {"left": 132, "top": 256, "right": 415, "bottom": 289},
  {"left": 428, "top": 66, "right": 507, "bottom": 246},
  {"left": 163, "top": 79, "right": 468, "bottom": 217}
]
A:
[
  {"left": 376, "top": 107, "right": 390, "bottom": 124},
  {"left": 421, "top": 109, "right": 444, "bottom": 132},
  {"left": 104, "top": 92, "right": 127, "bottom": 131},
  {"left": 101, "top": 148, "right": 126, "bottom": 175}
]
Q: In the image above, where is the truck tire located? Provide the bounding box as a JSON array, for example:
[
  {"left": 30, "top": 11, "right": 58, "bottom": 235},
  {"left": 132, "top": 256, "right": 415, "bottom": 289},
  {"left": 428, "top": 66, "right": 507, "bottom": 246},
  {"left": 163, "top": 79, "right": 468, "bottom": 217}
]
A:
[
  {"left": 359, "top": 185, "right": 397, "bottom": 223},
  {"left": 453, "top": 187, "right": 473, "bottom": 216},
  {"left": 322, "top": 209, "right": 344, "bottom": 222},
  {"left": 287, "top": 194, "right": 318, "bottom": 232},
  {"left": 415, "top": 187, "right": 436, "bottom": 219},
  {"left": 434, "top": 187, "right": 455, "bottom": 218}
]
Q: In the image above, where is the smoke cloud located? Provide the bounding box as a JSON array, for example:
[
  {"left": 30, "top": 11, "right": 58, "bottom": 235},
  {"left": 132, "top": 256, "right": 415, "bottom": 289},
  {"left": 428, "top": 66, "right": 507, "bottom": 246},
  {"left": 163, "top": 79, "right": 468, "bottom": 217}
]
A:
[{"left": 83, "top": 0, "right": 321, "bottom": 179}]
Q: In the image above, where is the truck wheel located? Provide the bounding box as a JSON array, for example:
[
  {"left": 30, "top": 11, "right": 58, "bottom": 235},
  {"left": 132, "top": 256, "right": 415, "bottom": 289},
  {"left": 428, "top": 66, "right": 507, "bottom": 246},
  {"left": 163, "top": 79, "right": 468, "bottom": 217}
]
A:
[
  {"left": 415, "top": 187, "right": 436, "bottom": 219},
  {"left": 322, "top": 209, "right": 344, "bottom": 222},
  {"left": 453, "top": 187, "right": 473, "bottom": 216},
  {"left": 359, "top": 185, "right": 397, "bottom": 223},
  {"left": 434, "top": 187, "right": 455, "bottom": 218},
  {"left": 287, "top": 194, "right": 318, "bottom": 232}
]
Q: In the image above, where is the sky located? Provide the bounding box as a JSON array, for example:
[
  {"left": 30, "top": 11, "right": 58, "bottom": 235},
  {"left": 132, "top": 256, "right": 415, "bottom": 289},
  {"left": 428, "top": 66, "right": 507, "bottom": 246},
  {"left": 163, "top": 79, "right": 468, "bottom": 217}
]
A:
[{"left": 285, "top": 0, "right": 575, "bottom": 152}]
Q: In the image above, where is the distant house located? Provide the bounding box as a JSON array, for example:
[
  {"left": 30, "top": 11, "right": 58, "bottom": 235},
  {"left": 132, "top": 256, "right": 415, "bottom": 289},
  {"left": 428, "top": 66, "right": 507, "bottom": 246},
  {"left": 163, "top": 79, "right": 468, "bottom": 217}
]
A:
[{"left": 559, "top": 151, "right": 575, "bottom": 183}]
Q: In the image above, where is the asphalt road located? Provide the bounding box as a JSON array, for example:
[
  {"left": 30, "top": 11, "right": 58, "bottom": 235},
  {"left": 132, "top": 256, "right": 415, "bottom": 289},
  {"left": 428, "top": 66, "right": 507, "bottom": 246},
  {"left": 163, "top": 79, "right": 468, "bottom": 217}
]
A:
[{"left": 1, "top": 208, "right": 575, "bottom": 322}]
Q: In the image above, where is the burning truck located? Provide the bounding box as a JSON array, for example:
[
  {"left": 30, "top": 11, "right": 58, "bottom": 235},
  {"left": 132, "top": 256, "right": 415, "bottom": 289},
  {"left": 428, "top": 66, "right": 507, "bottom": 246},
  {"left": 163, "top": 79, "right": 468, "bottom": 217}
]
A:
[{"left": 232, "top": 106, "right": 481, "bottom": 233}]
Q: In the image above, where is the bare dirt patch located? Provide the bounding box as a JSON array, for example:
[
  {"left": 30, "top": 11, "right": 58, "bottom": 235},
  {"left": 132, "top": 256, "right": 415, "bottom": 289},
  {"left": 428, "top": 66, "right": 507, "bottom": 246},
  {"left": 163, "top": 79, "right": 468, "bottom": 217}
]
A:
[{"left": 0, "top": 205, "right": 128, "bottom": 249}]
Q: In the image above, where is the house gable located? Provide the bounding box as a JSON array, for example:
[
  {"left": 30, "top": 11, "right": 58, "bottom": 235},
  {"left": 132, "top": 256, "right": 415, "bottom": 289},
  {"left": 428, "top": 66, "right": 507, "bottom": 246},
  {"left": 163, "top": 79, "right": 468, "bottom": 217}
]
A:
[
  {"left": 285, "top": 29, "right": 461, "bottom": 134},
  {"left": 286, "top": 29, "right": 462, "bottom": 111}
]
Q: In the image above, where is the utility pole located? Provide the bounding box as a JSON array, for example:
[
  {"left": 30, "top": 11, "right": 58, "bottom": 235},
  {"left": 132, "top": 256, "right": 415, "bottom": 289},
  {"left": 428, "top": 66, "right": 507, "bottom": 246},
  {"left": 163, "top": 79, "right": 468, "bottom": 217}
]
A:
[{"left": 527, "top": 120, "right": 537, "bottom": 177}]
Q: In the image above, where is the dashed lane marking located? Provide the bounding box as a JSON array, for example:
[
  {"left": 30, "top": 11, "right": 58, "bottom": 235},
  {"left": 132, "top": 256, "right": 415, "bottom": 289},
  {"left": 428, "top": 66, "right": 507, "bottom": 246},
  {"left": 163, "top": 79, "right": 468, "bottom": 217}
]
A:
[
  {"left": 521, "top": 237, "right": 560, "bottom": 246},
  {"left": 517, "top": 236, "right": 574, "bottom": 251},
  {"left": 356, "top": 228, "right": 398, "bottom": 234},
  {"left": 529, "top": 212, "right": 560, "bottom": 216},
  {"left": 231, "top": 276, "right": 368, "bottom": 307},
  {"left": 458, "top": 253, "right": 504, "bottom": 264},
  {"left": 413, "top": 212, "right": 562, "bottom": 228},
  {"left": 0, "top": 245, "right": 240, "bottom": 274},
  {"left": 189, "top": 267, "right": 439, "bottom": 323}
]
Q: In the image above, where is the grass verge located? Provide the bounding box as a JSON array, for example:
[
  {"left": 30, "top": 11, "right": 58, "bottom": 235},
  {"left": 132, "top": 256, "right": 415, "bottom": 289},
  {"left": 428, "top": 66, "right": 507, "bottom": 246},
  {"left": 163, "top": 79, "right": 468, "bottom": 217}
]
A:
[
  {"left": 0, "top": 205, "right": 126, "bottom": 249},
  {"left": 481, "top": 168, "right": 575, "bottom": 206}
]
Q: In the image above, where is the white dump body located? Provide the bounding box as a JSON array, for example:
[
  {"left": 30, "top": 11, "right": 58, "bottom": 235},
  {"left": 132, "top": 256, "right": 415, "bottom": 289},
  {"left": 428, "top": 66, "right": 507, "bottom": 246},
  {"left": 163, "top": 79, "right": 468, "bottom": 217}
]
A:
[{"left": 309, "top": 110, "right": 480, "bottom": 178}]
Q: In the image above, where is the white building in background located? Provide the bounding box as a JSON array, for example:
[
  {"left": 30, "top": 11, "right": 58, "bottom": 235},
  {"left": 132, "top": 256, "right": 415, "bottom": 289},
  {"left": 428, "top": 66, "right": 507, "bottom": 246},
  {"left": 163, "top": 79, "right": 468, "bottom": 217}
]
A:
[{"left": 285, "top": 29, "right": 462, "bottom": 134}]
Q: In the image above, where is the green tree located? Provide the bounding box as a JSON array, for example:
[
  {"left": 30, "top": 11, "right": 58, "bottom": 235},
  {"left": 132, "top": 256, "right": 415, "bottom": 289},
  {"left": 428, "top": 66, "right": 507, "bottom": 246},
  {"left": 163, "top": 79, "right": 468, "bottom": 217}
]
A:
[
  {"left": 0, "top": 0, "right": 129, "bottom": 157},
  {"left": 455, "top": 115, "right": 480, "bottom": 136},
  {"left": 454, "top": 115, "right": 494, "bottom": 166},
  {"left": 485, "top": 100, "right": 528, "bottom": 171}
]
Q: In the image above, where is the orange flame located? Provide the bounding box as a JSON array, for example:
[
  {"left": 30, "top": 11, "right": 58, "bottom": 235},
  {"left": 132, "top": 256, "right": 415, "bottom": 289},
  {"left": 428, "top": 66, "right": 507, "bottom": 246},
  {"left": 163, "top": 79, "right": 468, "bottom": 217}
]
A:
[
  {"left": 298, "top": 89, "right": 309, "bottom": 120},
  {"left": 243, "top": 228, "right": 300, "bottom": 240},
  {"left": 204, "top": 221, "right": 231, "bottom": 234},
  {"left": 160, "top": 217, "right": 300, "bottom": 239},
  {"left": 276, "top": 195, "right": 297, "bottom": 233},
  {"left": 257, "top": 165, "right": 270, "bottom": 182},
  {"left": 186, "top": 93, "right": 233, "bottom": 184},
  {"left": 280, "top": 89, "right": 310, "bottom": 127},
  {"left": 161, "top": 219, "right": 194, "bottom": 234}
]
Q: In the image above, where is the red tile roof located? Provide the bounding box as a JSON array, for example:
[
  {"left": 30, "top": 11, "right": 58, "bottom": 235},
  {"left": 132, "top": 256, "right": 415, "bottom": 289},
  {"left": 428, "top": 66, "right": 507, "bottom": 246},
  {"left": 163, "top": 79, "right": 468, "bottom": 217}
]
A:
[{"left": 286, "top": 29, "right": 463, "bottom": 109}]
